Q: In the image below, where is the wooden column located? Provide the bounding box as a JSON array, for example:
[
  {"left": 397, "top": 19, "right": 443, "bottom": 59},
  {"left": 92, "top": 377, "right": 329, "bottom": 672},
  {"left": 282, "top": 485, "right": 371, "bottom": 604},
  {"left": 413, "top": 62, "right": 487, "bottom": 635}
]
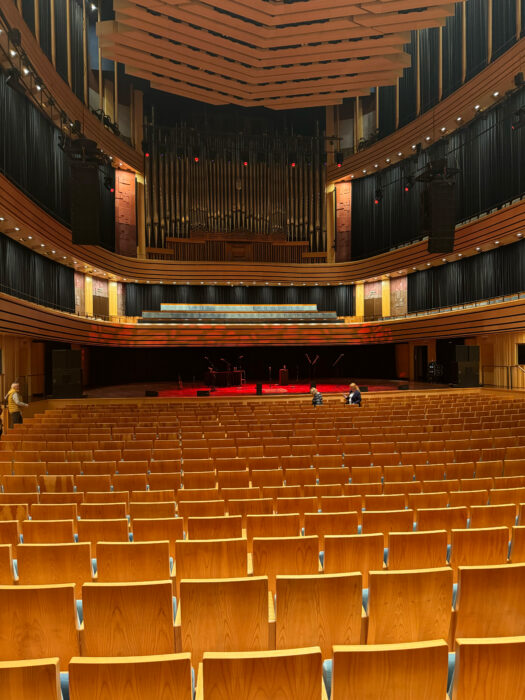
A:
[
  {"left": 517, "top": 0, "right": 522, "bottom": 41},
  {"left": 355, "top": 282, "right": 364, "bottom": 321},
  {"left": 84, "top": 276, "right": 93, "bottom": 316},
  {"left": 382, "top": 279, "right": 391, "bottom": 318},
  {"left": 108, "top": 282, "right": 118, "bottom": 317},
  {"left": 136, "top": 174, "right": 146, "bottom": 259},
  {"left": 34, "top": 0, "right": 40, "bottom": 42},
  {"left": 325, "top": 186, "right": 335, "bottom": 264}
]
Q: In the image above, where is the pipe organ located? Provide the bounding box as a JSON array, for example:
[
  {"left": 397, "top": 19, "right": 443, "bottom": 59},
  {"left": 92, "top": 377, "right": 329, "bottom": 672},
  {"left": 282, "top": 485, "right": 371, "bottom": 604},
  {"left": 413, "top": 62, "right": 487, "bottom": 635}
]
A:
[{"left": 144, "top": 123, "right": 327, "bottom": 259}]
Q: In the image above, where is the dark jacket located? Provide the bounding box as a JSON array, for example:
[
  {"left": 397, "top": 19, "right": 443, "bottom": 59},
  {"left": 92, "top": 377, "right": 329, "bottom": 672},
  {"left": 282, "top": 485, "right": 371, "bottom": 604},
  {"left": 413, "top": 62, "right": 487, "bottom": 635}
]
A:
[
  {"left": 312, "top": 392, "right": 323, "bottom": 406},
  {"left": 345, "top": 390, "right": 361, "bottom": 406}
]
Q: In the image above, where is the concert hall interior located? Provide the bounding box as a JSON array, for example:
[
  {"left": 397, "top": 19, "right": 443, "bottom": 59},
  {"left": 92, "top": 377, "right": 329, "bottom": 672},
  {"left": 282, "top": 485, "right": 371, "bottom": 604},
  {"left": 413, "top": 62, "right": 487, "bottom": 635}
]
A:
[{"left": 1, "top": 0, "right": 525, "bottom": 698}]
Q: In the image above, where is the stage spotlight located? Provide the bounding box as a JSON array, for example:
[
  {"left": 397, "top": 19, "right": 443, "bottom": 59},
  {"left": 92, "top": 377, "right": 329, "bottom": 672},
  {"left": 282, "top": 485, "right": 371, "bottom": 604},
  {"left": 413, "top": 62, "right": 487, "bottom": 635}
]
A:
[
  {"left": 335, "top": 151, "right": 344, "bottom": 168},
  {"left": 193, "top": 150, "right": 200, "bottom": 163},
  {"left": 103, "top": 176, "right": 114, "bottom": 193},
  {"left": 512, "top": 107, "right": 525, "bottom": 131},
  {"left": 374, "top": 188, "right": 383, "bottom": 205},
  {"left": 6, "top": 69, "right": 26, "bottom": 96}
]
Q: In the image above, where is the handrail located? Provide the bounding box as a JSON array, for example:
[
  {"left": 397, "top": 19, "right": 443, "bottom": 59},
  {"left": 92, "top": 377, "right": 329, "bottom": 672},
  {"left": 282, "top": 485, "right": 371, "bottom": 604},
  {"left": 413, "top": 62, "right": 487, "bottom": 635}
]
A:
[{"left": 381, "top": 293, "right": 525, "bottom": 322}]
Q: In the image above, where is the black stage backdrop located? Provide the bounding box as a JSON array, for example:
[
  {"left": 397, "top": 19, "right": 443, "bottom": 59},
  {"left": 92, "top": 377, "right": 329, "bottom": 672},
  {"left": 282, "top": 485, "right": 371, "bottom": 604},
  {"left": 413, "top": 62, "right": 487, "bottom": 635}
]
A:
[
  {"left": 87, "top": 343, "right": 397, "bottom": 388},
  {"left": 407, "top": 237, "right": 525, "bottom": 312},
  {"left": 126, "top": 284, "right": 355, "bottom": 318},
  {"left": 0, "top": 234, "right": 75, "bottom": 312},
  {"left": 351, "top": 88, "right": 525, "bottom": 259}
]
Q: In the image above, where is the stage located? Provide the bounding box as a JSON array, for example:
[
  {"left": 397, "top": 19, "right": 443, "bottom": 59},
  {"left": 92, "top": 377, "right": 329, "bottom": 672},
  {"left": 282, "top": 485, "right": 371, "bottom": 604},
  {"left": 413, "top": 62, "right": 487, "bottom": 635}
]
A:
[{"left": 84, "top": 379, "right": 448, "bottom": 399}]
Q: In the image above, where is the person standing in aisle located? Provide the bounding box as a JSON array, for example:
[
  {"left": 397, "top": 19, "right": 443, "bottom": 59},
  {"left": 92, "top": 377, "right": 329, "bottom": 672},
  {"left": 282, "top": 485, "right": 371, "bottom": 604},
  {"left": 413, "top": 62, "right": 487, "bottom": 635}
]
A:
[{"left": 4, "top": 381, "right": 28, "bottom": 428}]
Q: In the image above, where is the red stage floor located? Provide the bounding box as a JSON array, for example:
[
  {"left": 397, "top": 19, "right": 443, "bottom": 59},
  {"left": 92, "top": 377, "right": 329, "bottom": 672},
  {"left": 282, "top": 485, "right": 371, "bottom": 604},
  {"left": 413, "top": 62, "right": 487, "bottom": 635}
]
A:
[{"left": 158, "top": 381, "right": 407, "bottom": 398}]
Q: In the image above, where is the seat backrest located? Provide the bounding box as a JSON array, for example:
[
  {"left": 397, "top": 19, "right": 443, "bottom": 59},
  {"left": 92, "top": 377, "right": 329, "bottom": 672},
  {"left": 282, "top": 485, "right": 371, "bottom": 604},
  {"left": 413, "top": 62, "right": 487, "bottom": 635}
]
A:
[
  {"left": 21, "top": 520, "right": 75, "bottom": 544},
  {"left": 96, "top": 541, "right": 171, "bottom": 582},
  {"left": 303, "top": 512, "right": 358, "bottom": 550},
  {"left": 175, "top": 538, "right": 247, "bottom": 593},
  {"left": 367, "top": 567, "right": 453, "bottom": 644},
  {"left": 0, "top": 658, "right": 61, "bottom": 700},
  {"left": 129, "top": 502, "right": 176, "bottom": 520},
  {"left": 245, "top": 513, "right": 300, "bottom": 553},
  {"left": 323, "top": 533, "right": 383, "bottom": 587},
  {"left": 450, "top": 527, "right": 509, "bottom": 581},
  {"left": 200, "top": 647, "right": 322, "bottom": 700},
  {"left": 82, "top": 580, "right": 175, "bottom": 657},
  {"left": 180, "top": 577, "right": 269, "bottom": 666},
  {"left": 416, "top": 507, "right": 468, "bottom": 542},
  {"left": 77, "top": 518, "right": 129, "bottom": 555},
  {"left": 79, "top": 502, "right": 127, "bottom": 520},
  {"left": 68, "top": 654, "right": 193, "bottom": 700},
  {"left": 511, "top": 525, "right": 525, "bottom": 563},
  {"left": 331, "top": 640, "right": 449, "bottom": 700},
  {"left": 186, "top": 515, "right": 242, "bottom": 540},
  {"left": 17, "top": 542, "right": 93, "bottom": 597},
  {"left": 452, "top": 636, "right": 525, "bottom": 700},
  {"left": 276, "top": 572, "right": 362, "bottom": 657},
  {"left": 454, "top": 563, "right": 525, "bottom": 641},
  {"left": 132, "top": 517, "right": 184, "bottom": 559},
  {"left": 0, "top": 544, "right": 14, "bottom": 584},
  {"left": 252, "top": 535, "right": 319, "bottom": 592},
  {"left": 388, "top": 530, "right": 448, "bottom": 570},
  {"left": 362, "top": 509, "right": 414, "bottom": 546},
  {"left": 0, "top": 583, "right": 80, "bottom": 670},
  {"left": 469, "top": 504, "right": 516, "bottom": 529}
]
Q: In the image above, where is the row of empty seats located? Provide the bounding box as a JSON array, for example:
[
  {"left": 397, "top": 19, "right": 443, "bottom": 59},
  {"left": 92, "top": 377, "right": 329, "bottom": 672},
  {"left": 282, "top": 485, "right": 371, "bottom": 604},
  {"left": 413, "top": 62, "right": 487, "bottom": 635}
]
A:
[{"left": 3, "top": 636, "right": 524, "bottom": 700}]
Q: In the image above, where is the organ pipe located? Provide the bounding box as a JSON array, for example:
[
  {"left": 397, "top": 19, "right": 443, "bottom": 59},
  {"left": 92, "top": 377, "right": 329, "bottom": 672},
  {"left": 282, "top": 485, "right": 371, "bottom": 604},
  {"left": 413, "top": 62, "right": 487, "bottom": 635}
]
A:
[{"left": 143, "top": 123, "right": 326, "bottom": 252}]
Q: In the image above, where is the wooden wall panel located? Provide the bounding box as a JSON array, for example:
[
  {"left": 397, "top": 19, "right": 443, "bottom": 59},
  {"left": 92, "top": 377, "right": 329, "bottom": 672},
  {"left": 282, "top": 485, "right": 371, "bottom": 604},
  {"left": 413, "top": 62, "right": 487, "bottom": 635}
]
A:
[{"left": 1, "top": 292, "right": 525, "bottom": 349}]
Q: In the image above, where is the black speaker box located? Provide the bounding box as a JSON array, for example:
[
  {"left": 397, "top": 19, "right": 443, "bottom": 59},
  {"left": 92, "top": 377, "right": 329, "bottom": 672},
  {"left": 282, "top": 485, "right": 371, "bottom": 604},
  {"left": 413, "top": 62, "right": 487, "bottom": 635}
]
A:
[
  {"left": 71, "top": 163, "right": 101, "bottom": 245},
  {"left": 197, "top": 390, "right": 210, "bottom": 397},
  {"left": 145, "top": 390, "right": 158, "bottom": 397},
  {"left": 52, "top": 349, "right": 81, "bottom": 370},
  {"left": 457, "top": 362, "right": 479, "bottom": 388},
  {"left": 424, "top": 180, "right": 457, "bottom": 254},
  {"left": 398, "top": 384, "right": 410, "bottom": 390},
  {"left": 455, "top": 345, "right": 469, "bottom": 362},
  {"left": 52, "top": 369, "right": 82, "bottom": 398},
  {"left": 256, "top": 382, "right": 263, "bottom": 395}
]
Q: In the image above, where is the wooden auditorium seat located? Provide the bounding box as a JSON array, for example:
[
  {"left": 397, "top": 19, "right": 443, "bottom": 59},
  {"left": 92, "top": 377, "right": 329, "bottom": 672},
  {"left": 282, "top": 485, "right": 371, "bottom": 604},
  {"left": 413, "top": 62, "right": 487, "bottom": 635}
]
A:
[
  {"left": 275, "top": 572, "right": 362, "bottom": 657},
  {"left": 82, "top": 580, "right": 176, "bottom": 656},
  {"left": 452, "top": 636, "right": 525, "bottom": 700},
  {"left": 69, "top": 654, "right": 193, "bottom": 700},
  {"left": 187, "top": 515, "right": 243, "bottom": 540},
  {"left": 449, "top": 527, "right": 509, "bottom": 581},
  {"left": 77, "top": 518, "right": 129, "bottom": 555},
  {"left": 175, "top": 538, "right": 248, "bottom": 594},
  {"left": 196, "top": 647, "right": 322, "bottom": 700},
  {"left": 0, "top": 583, "right": 80, "bottom": 670},
  {"left": 16, "top": 542, "right": 92, "bottom": 596},
  {"left": 304, "top": 512, "right": 358, "bottom": 550},
  {"left": 96, "top": 540, "right": 172, "bottom": 582},
  {"left": 362, "top": 509, "right": 414, "bottom": 545},
  {"left": 177, "top": 577, "right": 270, "bottom": 665},
  {"left": 252, "top": 536, "right": 320, "bottom": 593},
  {"left": 21, "top": 519, "right": 75, "bottom": 544},
  {"left": 387, "top": 530, "right": 448, "bottom": 570},
  {"left": 367, "top": 568, "right": 453, "bottom": 644},
  {"left": 323, "top": 533, "right": 384, "bottom": 587},
  {"left": 0, "top": 544, "right": 14, "bottom": 584},
  {"left": 329, "top": 640, "right": 449, "bottom": 700},
  {"left": 454, "top": 563, "right": 525, "bottom": 641},
  {"left": 0, "top": 658, "right": 61, "bottom": 700}
]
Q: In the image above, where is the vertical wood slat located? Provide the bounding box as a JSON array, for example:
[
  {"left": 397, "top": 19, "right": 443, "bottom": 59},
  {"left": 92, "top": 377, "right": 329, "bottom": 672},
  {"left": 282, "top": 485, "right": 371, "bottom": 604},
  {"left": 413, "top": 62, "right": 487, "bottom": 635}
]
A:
[{"left": 66, "top": 0, "right": 71, "bottom": 87}]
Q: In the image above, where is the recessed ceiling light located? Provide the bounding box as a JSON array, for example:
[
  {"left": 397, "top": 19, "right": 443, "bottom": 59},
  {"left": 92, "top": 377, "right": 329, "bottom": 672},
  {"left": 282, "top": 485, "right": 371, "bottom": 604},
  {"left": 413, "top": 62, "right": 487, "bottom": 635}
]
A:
[
  {"left": 412, "top": 267, "right": 417, "bottom": 270},
  {"left": 62, "top": 256, "right": 66, "bottom": 259},
  {"left": 442, "top": 258, "right": 447, "bottom": 262},
  {"left": 411, "top": 144, "right": 416, "bottom": 150},
  {"left": 494, "top": 240, "right": 499, "bottom": 244},
  {"left": 427, "top": 262, "right": 431, "bottom": 266},
  {"left": 362, "top": 169, "right": 367, "bottom": 174},
  {"left": 458, "top": 253, "right": 463, "bottom": 257},
  {"left": 314, "top": 282, "right": 318, "bottom": 286},
  {"left": 397, "top": 152, "right": 402, "bottom": 157},
  {"left": 374, "top": 164, "right": 378, "bottom": 168},
  {"left": 425, "top": 136, "right": 431, "bottom": 142},
  {"left": 9, "top": 49, "right": 16, "bottom": 57},
  {"left": 350, "top": 174, "right": 354, "bottom": 179},
  {"left": 14, "top": 227, "right": 19, "bottom": 231},
  {"left": 51, "top": 250, "right": 56, "bottom": 254},
  {"left": 440, "top": 127, "right": 447, "bottom": 133},
  {"left": 474, "top": 104, "right": 481, "bottom": 111},
  {"left": 476, "top": 247, "right": 481, "bottom": 251},
  {"left": 386, "top": 158, "right": 391, "bottom": 163},
  {"left": 27, "top": 236, "right": 32, "bottom": 239},
  {"left": 456, "top": 116, "right": 462, "bottom": 122},
  {"left": 0, "top": 217, "right": 4, "bottom": 221},
  {"left": 40, "top": 243, "right": 45, "bottom": 247},
  {"left": 517, "top": 233, "right": 523, "bottom": 238},
  {"left": 493, "top": 91, "right": 500, "bottom": 98}
]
